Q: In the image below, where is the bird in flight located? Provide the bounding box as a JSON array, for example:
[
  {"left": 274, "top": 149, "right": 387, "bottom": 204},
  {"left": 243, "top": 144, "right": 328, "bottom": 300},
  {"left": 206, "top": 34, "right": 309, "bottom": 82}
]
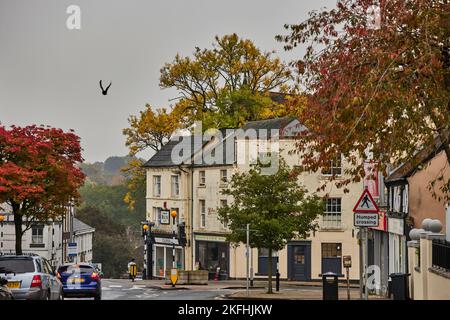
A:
[{"left": 99, "top": 80, "right": 112, "bottom": 95}]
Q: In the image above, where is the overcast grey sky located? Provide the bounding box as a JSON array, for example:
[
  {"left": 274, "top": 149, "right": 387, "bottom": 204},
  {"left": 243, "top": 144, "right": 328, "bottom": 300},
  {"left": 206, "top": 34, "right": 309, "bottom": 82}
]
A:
[{"left": 0, "top": 0, "right": 336, "bottom": 163}]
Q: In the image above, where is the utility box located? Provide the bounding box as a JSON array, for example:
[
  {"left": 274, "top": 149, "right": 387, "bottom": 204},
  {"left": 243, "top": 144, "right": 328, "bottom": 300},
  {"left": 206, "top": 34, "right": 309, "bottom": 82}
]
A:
[
  {"left": 319, "top": 272, "right": 344, "bottom": 300},
  {"left": 388, "top": 273, "right": 410, "bottom": 300}
]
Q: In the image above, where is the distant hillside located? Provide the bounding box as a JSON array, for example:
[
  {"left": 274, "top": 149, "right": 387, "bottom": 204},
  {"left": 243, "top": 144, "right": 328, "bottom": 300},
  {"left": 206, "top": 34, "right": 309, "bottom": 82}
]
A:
[{"left": 79, "top": 156, "right": 138, "bottom": 186}]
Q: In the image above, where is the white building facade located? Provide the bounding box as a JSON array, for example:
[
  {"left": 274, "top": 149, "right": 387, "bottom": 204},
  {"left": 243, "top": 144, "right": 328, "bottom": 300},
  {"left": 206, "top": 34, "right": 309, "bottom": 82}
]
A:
[{"left": 144, "top": 117, "right": 363, "bottom": 280}]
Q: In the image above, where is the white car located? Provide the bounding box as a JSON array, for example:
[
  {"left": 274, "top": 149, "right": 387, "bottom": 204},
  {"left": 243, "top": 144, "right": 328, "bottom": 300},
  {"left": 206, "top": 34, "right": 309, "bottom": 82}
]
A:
[{"left": 0, "top": 254, "right": 63, "bottom": 300}]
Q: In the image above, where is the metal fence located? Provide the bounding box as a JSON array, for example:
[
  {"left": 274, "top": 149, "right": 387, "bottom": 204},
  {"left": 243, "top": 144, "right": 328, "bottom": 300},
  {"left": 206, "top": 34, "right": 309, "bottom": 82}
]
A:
[{"left": 432, "top": 239, "right": 450, "bottom": 272}]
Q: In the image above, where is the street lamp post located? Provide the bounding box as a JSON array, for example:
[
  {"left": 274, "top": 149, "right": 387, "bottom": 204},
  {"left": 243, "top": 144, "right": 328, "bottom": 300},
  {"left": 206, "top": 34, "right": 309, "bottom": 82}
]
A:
[{"left": 170, "top": 210, "right": 178, "bottom": 288}]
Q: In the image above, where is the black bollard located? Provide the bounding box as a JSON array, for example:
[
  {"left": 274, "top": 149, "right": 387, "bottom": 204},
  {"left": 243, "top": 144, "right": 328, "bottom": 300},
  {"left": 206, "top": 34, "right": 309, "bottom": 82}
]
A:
[{"left": 276, "top": 270, "right": 280, "bottom": 291}]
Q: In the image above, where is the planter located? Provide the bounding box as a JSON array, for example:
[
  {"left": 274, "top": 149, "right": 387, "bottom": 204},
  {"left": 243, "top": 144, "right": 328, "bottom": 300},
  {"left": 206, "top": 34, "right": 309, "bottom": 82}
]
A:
[{"left": 164, "top": 270, "right": 209, "bottom": 285}]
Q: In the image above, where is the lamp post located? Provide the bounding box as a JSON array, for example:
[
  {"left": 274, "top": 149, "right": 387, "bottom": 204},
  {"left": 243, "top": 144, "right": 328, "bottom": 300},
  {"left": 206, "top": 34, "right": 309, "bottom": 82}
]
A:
[{"left": 170, "top": 210, "right": 178, "bottom": 287}]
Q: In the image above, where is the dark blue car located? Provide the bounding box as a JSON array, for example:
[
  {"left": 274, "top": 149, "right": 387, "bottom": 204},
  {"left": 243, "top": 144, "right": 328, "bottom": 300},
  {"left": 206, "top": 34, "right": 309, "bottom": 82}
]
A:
[{"left": 57, "top": 263, "right": 102, "bottom": 300}]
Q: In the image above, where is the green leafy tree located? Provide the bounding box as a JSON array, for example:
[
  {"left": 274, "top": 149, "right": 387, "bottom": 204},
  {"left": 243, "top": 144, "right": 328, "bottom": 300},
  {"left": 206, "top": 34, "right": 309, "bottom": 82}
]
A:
[
  {"left": 76, "top": 206, "right": 139, "bottom": 278},
  {"left": 159, "top": 33, "right": 293, "bottom": 129},
  {"left": 218, "top": 159, "right": 323, "bottom": 293},
  {"left": 277, "top": 0, "right": 450, "bottom": 200}
]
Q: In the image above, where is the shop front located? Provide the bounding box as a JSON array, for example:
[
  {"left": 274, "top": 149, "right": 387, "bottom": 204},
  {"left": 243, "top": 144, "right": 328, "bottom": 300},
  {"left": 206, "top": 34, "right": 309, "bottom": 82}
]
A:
[
  {"left": 152, "top": 235, "right": 184, "bottom": 278},
  {"left": 387, "top": 215, "right": 407, "bottom": 275},
  {"left": 369, "top": 211, "right": 389, "bottom": 295},
  {"left": 194, "top": 234, "right": 229, "bottom": 280}
]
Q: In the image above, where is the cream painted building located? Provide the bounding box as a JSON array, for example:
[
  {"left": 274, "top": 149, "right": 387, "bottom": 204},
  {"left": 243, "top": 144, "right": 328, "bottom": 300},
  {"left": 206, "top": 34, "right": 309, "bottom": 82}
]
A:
[{"left": 144, "top": 118, "right": 363, "bottom": 280}]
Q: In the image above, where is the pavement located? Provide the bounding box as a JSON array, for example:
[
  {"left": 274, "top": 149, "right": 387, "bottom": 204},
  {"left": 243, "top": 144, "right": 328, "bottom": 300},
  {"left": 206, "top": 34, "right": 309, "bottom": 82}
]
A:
[{"left": 87, "top": 278, "right": 388, "bottom": 300}]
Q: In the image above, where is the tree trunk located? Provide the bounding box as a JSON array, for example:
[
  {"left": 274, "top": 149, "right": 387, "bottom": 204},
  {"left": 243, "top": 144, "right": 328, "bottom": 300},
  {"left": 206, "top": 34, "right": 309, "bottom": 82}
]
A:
[
  {"left": 12, "top": 202, "right": 23, "bottom": 255},
  {"left": 267, "top": 248, "right": 273, "bottom": 294}
]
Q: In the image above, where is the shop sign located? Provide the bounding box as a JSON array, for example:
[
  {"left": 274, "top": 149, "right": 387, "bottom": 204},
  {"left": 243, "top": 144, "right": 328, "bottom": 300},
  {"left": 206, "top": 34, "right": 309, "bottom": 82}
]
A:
[
  {"left": 370, "top": 211, "right": 387, "bottom": 232},
  {"left": 160, "top": 210, "right": 170, "bottom": 224},
  {"left": 154, "top": 237, "right": 179, "bottom": 245},
  {"left": 195, "top": 235, "right": 227, "bottom": 242},
  {"left": 387, "top": 217, "right": 404, "bottom": 235}
]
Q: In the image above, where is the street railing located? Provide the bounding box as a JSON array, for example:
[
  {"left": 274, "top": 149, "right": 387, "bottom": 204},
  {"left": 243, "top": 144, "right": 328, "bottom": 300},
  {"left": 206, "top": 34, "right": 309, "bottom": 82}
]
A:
[{"left": 432, "top": 239, "right": 450, "bottom": 273}]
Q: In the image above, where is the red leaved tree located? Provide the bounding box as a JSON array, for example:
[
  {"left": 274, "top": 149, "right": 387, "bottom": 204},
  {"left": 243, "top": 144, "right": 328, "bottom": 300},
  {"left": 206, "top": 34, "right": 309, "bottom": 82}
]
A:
[
  {"left": 0, "top": 125, "right": 85, "bottom": 254},
  {"left": 277, "top": 0, "right": 450, "bottom": 200}
]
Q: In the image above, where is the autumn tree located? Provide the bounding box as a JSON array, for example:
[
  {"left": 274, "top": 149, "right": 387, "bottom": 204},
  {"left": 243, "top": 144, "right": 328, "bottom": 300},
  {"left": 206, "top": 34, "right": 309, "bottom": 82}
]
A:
[
  {"left": 159, "top": 33, "right": 293, "bottom": 129},
  {"left": 276, "top": 0, "right": 450, "bottom": 200},
  {"left": 0, "top": 125, "right": 85, "bottom": 254},
  {"left": 218, "top": 159, "right": 323, "bottom": 293}
]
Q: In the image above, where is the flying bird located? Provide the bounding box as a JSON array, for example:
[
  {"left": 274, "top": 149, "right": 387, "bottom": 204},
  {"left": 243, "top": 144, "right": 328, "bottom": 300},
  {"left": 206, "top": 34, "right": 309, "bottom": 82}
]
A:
[{"left": 99, "top": 80, "right": 112, "bottom": 95}]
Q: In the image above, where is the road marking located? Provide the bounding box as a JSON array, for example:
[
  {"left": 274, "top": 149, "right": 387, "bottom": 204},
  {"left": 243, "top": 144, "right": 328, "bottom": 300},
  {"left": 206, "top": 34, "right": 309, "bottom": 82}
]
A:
[{"left": 109, "top": 285, "right": 123, "bottom": 288}]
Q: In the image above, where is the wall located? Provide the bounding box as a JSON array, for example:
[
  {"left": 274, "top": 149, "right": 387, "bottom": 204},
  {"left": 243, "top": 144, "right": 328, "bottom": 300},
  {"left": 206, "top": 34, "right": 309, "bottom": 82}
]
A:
[
  {"left": 0, "top": 215, "right": 63, "bottom": 266},
  {"left": 407, "top": 150, "right": 449, "bottom": 228},
  {"left": 408, "top": 233, "right": 450, "bottom": 300}
]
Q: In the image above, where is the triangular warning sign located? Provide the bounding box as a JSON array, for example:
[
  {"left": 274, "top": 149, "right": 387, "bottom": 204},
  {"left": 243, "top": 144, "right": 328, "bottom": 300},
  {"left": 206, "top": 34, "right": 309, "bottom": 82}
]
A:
[{"left": 353, "top": 189, "right": 379, "bottom": 213}]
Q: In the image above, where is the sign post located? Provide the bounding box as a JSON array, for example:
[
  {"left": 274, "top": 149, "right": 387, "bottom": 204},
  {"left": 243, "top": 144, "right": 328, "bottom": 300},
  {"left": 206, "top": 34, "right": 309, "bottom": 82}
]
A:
[
  {"left": 353, "top": 188, "right": 379, "bottom": 300},
  {"left": 343, "top": 256, "right": 352, "bottom": 300}
]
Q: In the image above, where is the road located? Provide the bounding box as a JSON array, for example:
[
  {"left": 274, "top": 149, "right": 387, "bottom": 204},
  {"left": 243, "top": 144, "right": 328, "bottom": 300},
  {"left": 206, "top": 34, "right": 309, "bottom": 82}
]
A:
[{"left": 72, "top": 279, "right": 234, "bottom": 300}]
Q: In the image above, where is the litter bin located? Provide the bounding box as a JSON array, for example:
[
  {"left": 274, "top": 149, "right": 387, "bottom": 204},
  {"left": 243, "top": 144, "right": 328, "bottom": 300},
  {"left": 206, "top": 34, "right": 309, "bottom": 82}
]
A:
[
  {"left": 388, "top": 273, "right": 410, "bottom": 300},
  {"left": 319, "top": 272, "right": 344, "bottom": 300}
]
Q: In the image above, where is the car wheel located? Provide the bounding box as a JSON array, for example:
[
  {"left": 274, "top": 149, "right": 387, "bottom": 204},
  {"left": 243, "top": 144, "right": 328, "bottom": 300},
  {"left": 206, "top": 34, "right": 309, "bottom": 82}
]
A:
[{"left": 94, "top": 294, "right": 101, "bottom": 301}]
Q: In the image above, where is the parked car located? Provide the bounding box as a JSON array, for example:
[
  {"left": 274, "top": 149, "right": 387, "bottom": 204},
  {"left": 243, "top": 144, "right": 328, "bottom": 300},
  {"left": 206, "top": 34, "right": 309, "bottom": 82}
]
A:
[
  {"left": 0, "top": 277, "right": 13, "bottom": 300},
  {"left": 57, "top": 263, "right": 102, "bottom": 300},
  {"left": 0, "top": 254, "right": 63, "bottom": 300}
]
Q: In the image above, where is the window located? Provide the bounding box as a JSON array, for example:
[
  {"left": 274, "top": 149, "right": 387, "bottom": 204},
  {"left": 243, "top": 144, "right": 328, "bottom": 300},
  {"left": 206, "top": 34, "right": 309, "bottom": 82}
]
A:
[
  {"left": 220, "top": 170, "right": 228, "bottom": 183},
  {"left": 322, "top": 157, "right": 342, "bottom": 176},
  {"left": 322, "top": 198, "right": 342, "bottom": 229},
  {"left": 200, "top": 200, "right": 206, "bottom": 228},
  {"left": 171, "top": 175, "right": 180, "bottom": 197},
  {"left": 220, "top": 200, "right": 228, "bottom": 228},
  {"left": 153, "top": 207, "right": 161, "bottom": 226},
  {"left": 31, "top": 225, "right": 44, "bottom": 244},
  {"left": 153, "top": 175, "right": 161, "bottom": 197},
  {"left": 199, "top": 171, "right": 206, "bottom": 186},
  {"left": 321, "top": 243, "right": 342, "bottom": 258}
]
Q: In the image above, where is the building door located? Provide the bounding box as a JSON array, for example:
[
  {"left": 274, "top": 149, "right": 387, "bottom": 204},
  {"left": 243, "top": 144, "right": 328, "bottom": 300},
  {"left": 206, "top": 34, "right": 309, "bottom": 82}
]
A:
[
  {"left": 321, "top": 243, "right": 342, "bottom": 274},
  {"left": 257, "top": 248, "right": 278, "bottom": 275},
  {"left": 288, "top": 242, "right": 311, "bottom": 280}
]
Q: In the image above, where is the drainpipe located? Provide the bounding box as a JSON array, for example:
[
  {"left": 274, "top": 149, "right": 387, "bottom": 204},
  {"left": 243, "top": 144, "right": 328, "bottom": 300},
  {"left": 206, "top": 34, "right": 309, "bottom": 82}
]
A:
[
  {"left": 190, "top": 164, "right": 194, "bottom": 270},
  {"left": 178, "top": 164, "right": 194, "bottom": 271}
]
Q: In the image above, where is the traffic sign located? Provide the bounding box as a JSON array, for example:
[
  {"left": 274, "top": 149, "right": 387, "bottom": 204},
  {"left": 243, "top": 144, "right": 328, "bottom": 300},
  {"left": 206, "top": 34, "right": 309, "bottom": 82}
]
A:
[
  {"left": 353, "top": 189, "right": 379, "bottom": 213},
  {"left": 354, "top": 213, "right": 379, "bottom": 227},
  {"left": 68, "top": 242, "right": 77, "bottom": 257}
]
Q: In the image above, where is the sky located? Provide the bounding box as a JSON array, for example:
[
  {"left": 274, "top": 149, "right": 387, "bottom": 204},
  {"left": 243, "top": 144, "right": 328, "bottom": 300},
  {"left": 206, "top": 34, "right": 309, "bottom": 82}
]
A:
[{"left": 0, "top": 0, "right": 336, "bottom": 163}]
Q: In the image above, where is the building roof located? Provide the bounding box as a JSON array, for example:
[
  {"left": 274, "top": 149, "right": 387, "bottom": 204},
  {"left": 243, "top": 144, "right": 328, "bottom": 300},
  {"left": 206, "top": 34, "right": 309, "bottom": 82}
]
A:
[
  {"left": 143, "top": 117, "right": 306, "bottom": 169},
  {"left": 386, "top": 138, "right": 448, "bottom": 184},
  {"left": 73, "top": 217, "right": 95, "bottom": 233},
  {"left": 143, "top": 128, "right": 235, "bottom": 168}
]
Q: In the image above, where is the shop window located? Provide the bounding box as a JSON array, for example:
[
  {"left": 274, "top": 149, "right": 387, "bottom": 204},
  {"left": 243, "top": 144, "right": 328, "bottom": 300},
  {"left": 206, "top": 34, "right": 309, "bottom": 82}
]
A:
[{"left": 196, "top": 241, "right": 228, "bottom": 273}]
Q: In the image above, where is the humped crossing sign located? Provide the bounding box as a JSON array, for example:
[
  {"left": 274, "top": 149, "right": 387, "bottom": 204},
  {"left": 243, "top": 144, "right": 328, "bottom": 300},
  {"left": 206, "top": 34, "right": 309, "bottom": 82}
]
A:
[{"left": 353, "top": 189, "right": 379, "bottom": 227}]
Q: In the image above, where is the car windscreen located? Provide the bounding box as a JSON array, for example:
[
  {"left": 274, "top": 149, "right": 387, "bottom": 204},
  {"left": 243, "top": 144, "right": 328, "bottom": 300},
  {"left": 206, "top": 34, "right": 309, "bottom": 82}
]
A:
[
  {"left": 58, "top": 265, "right": 95, "bottom": 274},
  {"left": 0, "top": 257, "right": 35, "bottom": 274}
]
